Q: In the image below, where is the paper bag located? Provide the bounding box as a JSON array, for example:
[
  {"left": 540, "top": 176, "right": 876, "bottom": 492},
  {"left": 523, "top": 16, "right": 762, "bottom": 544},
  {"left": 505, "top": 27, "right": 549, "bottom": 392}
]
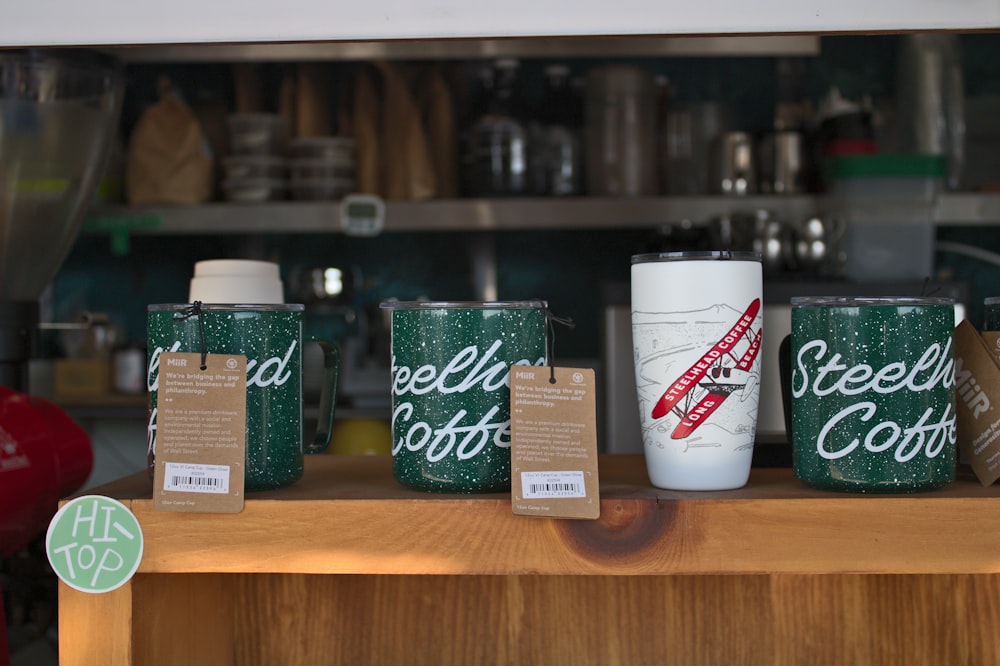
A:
[{"left": 126, "top": 87, "right": 213, "bottom": 205}]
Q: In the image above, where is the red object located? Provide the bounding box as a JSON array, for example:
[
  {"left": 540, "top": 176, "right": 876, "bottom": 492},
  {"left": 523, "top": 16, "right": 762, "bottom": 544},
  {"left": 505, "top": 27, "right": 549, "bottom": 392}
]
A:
[
  {"left": 650, "top": 298, "right": 761, "bottom": 421},
  {"left": 0, "top": 586, "right": 9, "bottom": 666},
  {"left": 0, "top": 385, "right": 93, "bottom": 558},
  {"left": 823, "top": 138, "right": 878, "bottom": 157}
]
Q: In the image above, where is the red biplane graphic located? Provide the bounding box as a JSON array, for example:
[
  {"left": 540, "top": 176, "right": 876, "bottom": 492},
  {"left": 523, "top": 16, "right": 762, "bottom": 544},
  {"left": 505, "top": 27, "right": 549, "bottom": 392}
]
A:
[{"left": 650, "top": 298, "right": 762, "bottom": 440}]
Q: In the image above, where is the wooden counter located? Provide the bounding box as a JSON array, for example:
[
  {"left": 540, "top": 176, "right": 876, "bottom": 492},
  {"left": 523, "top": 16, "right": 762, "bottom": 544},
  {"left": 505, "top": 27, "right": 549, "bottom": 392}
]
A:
[{"left": 60, "top": 455, "right": 1000, "bottom": 665}]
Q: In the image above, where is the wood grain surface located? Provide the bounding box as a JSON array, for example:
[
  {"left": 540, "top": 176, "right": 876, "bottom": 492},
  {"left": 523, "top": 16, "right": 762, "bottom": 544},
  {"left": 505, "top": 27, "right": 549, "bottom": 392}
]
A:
[
  {"left": 65, "top": 573, "right": 1000, "bottom": 665},
  {"left": 59, "top": 455, "right": 1000, "bottom": 665},
  {"left": 79, "top": 455, "right": 1000, "bottom": 576}
]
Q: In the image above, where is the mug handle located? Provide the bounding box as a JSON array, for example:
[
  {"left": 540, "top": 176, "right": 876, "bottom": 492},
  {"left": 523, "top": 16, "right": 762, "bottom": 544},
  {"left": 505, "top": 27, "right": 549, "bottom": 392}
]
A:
[
  {"left": 305, "top": 339, "right": 341, "bottom": 454},
  {"left": 778, "top": 334, "right": 794, "bottom": 440}
]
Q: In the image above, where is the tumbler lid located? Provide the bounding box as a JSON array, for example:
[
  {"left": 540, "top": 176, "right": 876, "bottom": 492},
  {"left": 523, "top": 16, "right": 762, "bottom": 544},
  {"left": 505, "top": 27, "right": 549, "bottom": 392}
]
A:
[
  {"left": 379, "top": 300, "right": 548, "bottom": 310},
  {"left": 791, "top": 296, "right": 955, "bottom": 307},
  {"left": 148, "top": 303, "right": 304, "bottom": 312},
  {"left": 631, "top": 251, "right": 762, "bottom": 264}
]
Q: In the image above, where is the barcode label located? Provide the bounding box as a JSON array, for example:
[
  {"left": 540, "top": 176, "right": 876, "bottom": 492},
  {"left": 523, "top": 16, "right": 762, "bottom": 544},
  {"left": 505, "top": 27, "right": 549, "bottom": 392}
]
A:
[
  {"left": 520, "top": 471, "right": 586, "bottom": 499},
  {"left": 162, "top": 462, "right": 230, "bottom": 494}
]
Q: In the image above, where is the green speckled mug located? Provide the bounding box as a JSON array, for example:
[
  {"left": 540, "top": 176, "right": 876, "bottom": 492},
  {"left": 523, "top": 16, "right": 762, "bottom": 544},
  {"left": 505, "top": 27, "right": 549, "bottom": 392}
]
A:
[
  {"left": 147, "top": 304, "right": 340, "bottom": 491},
  {"left": 381, "top": 301, "right": 548, "bottom": 493},
  {"left": 788, "top": 297, "right": 956, "bottom": 493}
]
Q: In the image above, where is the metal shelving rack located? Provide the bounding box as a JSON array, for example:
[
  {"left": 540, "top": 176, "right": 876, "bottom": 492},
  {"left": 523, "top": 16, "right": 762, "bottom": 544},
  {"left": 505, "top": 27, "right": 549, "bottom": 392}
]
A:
[{"left": 83, "top": 193, "right": 1000, "bottom": 237}]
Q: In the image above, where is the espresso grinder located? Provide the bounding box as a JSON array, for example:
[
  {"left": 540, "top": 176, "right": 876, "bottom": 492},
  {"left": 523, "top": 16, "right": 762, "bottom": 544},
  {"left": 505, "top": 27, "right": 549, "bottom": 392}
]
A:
[{"left": 0, "top": 49, "right": 125, "bottom": 646}]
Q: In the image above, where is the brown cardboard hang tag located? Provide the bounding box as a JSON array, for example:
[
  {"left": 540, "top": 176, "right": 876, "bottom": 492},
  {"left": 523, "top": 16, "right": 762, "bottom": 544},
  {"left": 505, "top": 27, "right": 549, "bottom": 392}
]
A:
[
  {"left": 153, "top": 352, "right": 247, "bottom": 513},
  {"left": 510, "top": 366, "right": 601, "bottom": 520},
  {"left": 953, "top": 321, "right": 1000, "bottom": 486}
]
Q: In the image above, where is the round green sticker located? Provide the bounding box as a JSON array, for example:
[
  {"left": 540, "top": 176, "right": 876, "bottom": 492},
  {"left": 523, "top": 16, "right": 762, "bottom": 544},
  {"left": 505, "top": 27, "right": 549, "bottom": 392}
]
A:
[{"left": 45, "top": 495, "right": 144, "bottom": 593}]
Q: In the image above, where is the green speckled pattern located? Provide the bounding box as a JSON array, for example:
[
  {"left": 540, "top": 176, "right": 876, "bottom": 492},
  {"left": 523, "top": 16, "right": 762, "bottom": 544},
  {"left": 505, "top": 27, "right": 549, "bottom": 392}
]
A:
[
  {"left": 790, "top": 299, "right": 956, "bottom": 493},
  {"left": 387, "top": 302, "right": 547, "bottom": 493},
  {"left": 148, "top": 305, "right": 309, "bottom": 491}
]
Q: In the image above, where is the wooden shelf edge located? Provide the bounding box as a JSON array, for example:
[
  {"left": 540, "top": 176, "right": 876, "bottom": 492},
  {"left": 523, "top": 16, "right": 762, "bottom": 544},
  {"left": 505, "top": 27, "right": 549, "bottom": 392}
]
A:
[{"left": 77, "top": 455, "right": 1000, "bottom": 578}]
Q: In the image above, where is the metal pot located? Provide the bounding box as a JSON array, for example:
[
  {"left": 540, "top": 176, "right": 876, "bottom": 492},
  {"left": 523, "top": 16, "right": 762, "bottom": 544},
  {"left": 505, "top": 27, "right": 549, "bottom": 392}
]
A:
[{"left": 757, "top": 130, "right": 806, "bottom": 194}]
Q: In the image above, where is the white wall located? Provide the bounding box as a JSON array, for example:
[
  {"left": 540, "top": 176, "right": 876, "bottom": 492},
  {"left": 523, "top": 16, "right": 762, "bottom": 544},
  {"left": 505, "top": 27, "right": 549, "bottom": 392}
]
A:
[{"left": 2, "top": 0, "right": 999, "bottom": 48}]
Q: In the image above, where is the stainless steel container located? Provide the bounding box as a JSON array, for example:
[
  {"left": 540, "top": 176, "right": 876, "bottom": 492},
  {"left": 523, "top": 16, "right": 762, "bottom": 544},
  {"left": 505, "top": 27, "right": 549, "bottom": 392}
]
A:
[
  {"left": 661, "top": 101, "right": 733, "bottom": 195},
  {"left": 711, "top": 131, "right": 756, "bottom": 195},
  {"left": 584, "top": 65, "right": 658, "bottom": 196},
  {"left": 757, "top": 130, "right": 805, "bottom": 194},
  {"left": 896, "top": 33, "right": 964, "bottom": 190}
]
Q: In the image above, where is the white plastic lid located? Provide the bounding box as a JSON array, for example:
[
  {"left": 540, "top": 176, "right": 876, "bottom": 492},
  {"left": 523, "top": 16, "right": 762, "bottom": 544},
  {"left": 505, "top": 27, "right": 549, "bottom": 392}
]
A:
[{"left": 193, "top": 259, "right": 281, "bottom": 279}]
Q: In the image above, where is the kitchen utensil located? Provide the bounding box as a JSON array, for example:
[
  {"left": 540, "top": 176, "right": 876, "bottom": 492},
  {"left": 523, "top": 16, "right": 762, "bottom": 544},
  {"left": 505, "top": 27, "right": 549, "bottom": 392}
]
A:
[
  {"left": 112, "top": 346, "right": 146, "bottom": 395},
  {"left": 221, "top": 177, "right": 287, "bottom": 202},
  {"left": 896, "top": 33, "right": 964, "bottom": 190},
  {"left": 815, "top": 88, "right": 877, "bottom": 177},
  {"left": 289, "top": 177, "right": 356, "bottom": 201},
  {"left": 662, "top": 101, "right": 733, "bottom": 195},
  {"left": 585, "top": 64, "right": 658, "bottom": 196},
  {"left": 530, "top": 63, "right": 583, "bottom": 196},
  {"left": 464, "top": 59, "right": 531, "bottom": 197},
  {"left": 0, "top": 50, "right": 124, "bottom": 390},
  {"left": 290, "top": 136, "right": 356, "bottom": 160},
  {"left": 754, "top": 211, "right": 794, "bottom": 274},
  {"left": 757, "top": 130, "right": 805, "bottom": 194},
  {"left": 293, "top": 266, "right": 353, "bottom": 305},
  {"left": 226, "top": 113, "right": 290, "bottom": 156},
  {"left": 38, "top": 311, "right": 121, "bottom": 361},
  {"left": 792, "top": 215, "right": 839, "bottom": 274},
  {"left": 710, "top": 209, "right": 793, "bottom": 274},
  {"left": 222, "top": 155, "right": 288, "bottom": 180},
  {"left": 711, "top": 131, "right": 756, "bottom": 195}
]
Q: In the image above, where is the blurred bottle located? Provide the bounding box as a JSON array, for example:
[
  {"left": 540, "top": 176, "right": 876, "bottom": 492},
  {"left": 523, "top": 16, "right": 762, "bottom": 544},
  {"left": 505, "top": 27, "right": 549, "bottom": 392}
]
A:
[
  {"left": 662, "top": 101, "right": 733, "bottom": 195},
  {"left": 814, "top": 87, "right": 877, "bottom": 192},
  {"left": 774, "top": 57, "right": 811, "bottom": 132},
  {"left": 459, "top": 64, "right": 494, "bottom": 195},
  {"left": 585, "top": 64, "right": 658, "bottom": 196},
  {"left": 529, "top": 64, "right": 583, "bottom": 196},
  {"left": 463, "top": 58, "right": 530, "bottom": 197},
  {"left": 896, "top": 33, "right": 964, "bottom": 190}
]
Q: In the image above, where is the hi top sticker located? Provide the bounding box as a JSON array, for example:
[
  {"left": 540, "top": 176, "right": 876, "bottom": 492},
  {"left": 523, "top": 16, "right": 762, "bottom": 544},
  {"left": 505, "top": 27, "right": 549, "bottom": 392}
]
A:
[{"left": 46, "top": 496, "right": 144, "bottom": 594}]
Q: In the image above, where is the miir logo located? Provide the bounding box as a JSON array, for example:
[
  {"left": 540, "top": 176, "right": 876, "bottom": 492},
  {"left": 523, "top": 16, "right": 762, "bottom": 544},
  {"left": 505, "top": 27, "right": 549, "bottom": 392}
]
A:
[
  {"left": 954, "top": 357, "right": 990, "bottom": 419},
  {"left": 147, "top": 341, "right": 296, "bottom": 391}
]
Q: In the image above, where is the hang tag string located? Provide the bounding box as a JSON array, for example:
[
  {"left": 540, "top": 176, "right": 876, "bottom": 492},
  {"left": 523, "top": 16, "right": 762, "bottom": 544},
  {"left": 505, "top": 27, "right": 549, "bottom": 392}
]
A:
[
  {"left": 920, "top": 276, "right": 941, "bottom": 297},
  {"left": 173, "top": 301, "right": 208, "bottom": 370},
  {"left": 545, "top": 307, "right": 575, "bottom": 384}
]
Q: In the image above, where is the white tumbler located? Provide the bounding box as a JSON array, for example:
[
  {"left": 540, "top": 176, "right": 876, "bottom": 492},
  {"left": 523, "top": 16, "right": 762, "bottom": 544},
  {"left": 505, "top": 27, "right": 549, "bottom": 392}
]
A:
[{"left": 631, "top": 251, "right": 763, "bottom": 490}]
